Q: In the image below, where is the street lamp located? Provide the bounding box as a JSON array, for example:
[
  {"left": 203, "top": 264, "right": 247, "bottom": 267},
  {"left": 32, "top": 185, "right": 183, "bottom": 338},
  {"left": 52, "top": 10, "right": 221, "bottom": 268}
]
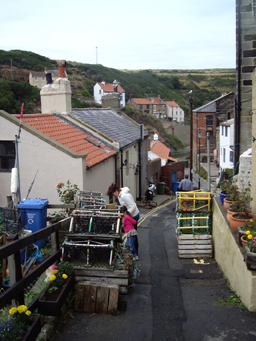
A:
[{"left": 198, "top": 130, "right": 202, "bottom": 189}]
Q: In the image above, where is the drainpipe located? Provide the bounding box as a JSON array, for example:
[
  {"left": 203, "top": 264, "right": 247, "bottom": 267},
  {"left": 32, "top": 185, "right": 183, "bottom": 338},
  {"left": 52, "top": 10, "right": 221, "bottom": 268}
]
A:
[
  {"left": 234, "top": 0, "right": 241, "bottom": 175},
  {"left": 138, "top": 124, "right": 144, "bottom": 201},
  {"left": 121, "top": 148, "right": 124, "bottom": 187}
]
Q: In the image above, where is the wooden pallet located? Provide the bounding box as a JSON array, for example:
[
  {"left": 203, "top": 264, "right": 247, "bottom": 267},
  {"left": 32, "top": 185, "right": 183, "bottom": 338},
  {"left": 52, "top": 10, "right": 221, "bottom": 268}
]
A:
[
  {"left": 177, "top": 235, "right": 213, "bottom": 258},
  {"left": 73, "top": 249, "right": 133, "bottom": 311},
  {"left": 74, "top": 281, "right": 119, "bottom": 315}
]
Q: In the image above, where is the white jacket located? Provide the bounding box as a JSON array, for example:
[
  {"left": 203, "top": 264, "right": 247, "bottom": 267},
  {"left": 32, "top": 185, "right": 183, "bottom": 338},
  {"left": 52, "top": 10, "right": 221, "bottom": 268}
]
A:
[{"left": 118, "top": 187, "right": 139, "bottom": 217}]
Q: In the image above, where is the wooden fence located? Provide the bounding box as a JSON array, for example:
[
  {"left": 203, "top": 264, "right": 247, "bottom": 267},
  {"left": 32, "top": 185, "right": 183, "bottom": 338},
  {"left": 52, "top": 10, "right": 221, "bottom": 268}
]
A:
[{"left": 0, "top": 217, "right": 70, "bottom": 311}]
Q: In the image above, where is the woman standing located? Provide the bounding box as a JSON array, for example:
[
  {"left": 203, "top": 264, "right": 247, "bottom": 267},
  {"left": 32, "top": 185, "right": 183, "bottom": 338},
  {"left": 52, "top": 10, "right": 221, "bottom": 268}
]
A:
[{"left": 106, "top": 183, "right": 140, "bottom": 229}]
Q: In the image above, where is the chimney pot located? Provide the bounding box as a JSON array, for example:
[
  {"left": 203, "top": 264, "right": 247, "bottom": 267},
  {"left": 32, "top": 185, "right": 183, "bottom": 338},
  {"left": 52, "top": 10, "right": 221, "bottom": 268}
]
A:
[{"left": 57, "top": 60, "right": 66, "bottom": 78}]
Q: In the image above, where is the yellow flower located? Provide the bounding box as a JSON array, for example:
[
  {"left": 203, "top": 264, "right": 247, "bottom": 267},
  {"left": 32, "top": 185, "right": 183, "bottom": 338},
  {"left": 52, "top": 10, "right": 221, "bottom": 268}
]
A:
[
  {"left": 246, "top": 230, "right": 251, "bottom": 235},
  {"left": 17, "top": 305, "right": 27, "bottom": 314},
  {"left": 25, "top": 310, "right": 31, "bottom": 316},
  {"left": 250, "top": 219, "right": 254, "bottom": 223},
  {"left": 62, "top": 274, "right": 68, "bottom": 279},
  {"left": 9, "top": 307, "right": 17, "bottom": 315},
  {"left": 52, "top": 270, "right": 58, "bottom": 275},
  {"left": 248, "top": 234, "right": 253, "bottom": 240},
  {"left": 50, "top": 275, "right": 56, "bottom": 281}
]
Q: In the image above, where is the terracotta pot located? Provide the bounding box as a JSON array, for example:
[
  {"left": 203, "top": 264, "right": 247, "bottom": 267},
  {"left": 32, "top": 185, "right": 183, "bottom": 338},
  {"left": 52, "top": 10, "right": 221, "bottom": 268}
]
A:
[
  {"left": 226, "top": 207, "right": 237, "bottom": 224},
  {"left": 241, "top": 234, "right": 247, "bottom": 248},
  {"left": 229, "top": 212, "right": 254, "bottom": 233},
  {"left": 223, "top": 198, "right": 244, "bottom": 210}
]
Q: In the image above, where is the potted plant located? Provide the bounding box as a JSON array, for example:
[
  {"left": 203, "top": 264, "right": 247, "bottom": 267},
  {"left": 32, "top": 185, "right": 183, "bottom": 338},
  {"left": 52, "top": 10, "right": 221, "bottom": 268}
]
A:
[
  {"left": 236, "top": 219, "right": 256, "bottom": 246},
  {"left": 219, "top": 180, "right": 231, "bottom": 204},
  {"left": 244, "top": 235, "right": 256, "bottom": 270},
  {"left": 38, "top": 261, "right": 74, "bottom": 316},
  {"left": 240, "top": 230, "right": 254, "bottom": 248},
  {"left": 0, "top": 305, "right": 41, "bottom": 341},
  {"left": 223, "top": 183, "right": 241, "bottom": 210}
]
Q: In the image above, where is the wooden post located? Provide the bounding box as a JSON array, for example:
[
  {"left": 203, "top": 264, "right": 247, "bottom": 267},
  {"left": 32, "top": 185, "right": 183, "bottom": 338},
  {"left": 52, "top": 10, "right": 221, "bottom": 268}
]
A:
[{"left": 6, "top": 234, "right": 24, "bottom": 306}]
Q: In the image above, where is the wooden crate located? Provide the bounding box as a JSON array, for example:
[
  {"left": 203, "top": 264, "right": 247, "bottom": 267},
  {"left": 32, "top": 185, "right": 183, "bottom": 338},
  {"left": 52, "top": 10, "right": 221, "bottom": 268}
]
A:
[
  {"left": 177, "top": 235, "right": 213, "bottom": 258},
  {"left": 74, "top": 281, "right": 119, "bottom": 315}
]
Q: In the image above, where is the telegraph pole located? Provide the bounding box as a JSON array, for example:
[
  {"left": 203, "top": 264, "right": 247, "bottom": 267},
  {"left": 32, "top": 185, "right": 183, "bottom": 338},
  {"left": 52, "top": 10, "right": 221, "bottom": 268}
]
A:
[
  {"left": 96, "top": 47, "right": 98, "bottom": 64},
  {"left": 189, "top": 92, "right": 193, "bottom": 182}
]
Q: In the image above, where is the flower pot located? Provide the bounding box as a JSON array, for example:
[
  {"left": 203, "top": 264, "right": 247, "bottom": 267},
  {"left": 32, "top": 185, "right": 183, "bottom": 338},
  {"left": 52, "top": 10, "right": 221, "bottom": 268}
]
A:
[
  {"left": 241, "top": 234, "right": 247, "bottom": 248},
  {"left": 226, "top": 207, "right": 237, "bottom": 224},
  {"left": 219, "top": 191, "right": 228, "bottom": 205},
  {"left": 38, "top": 272, "right": 75, "bottom": 316},
  {"left": 244, "top": 246, "right": 256, "bottom": 270},
  {"left": 229, "top": 212, "right": 254, "bottom": 234},
  {"left": 235, "top": 226, "right": 246, "bottom": 246},
  {"left": 223, "top": 198, "right": 244, "bottom": 210},
  {"left": 22, "top": 314, "right": 41, "bottom": 341}
]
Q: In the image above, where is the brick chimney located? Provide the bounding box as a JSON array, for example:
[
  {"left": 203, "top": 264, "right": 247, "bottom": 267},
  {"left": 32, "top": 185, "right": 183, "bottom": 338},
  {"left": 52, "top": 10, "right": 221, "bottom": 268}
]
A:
[{"left": 40, "top": 60, "right": 71, "bottom": 114}]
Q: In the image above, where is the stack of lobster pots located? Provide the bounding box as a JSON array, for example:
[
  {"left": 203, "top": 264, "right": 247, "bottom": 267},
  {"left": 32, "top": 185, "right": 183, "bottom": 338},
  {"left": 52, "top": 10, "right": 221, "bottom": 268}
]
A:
[
  {"left": 63, "top": 191, "right": 133, "bottom": 313},
  {"left": 176, "top": 191, "right": 213, "bottom": 258}
]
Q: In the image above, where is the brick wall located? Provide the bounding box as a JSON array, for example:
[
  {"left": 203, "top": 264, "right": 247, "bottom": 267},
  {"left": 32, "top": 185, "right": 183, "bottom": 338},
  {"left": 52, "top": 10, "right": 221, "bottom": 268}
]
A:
[{"left": 160, "top": 161, "right": 185, "bottom": 191}]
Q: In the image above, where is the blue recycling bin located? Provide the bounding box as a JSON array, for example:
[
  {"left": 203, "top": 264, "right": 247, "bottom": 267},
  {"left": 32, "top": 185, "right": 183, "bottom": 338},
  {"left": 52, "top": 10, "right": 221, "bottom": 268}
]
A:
[
  {"left": 17, "top": 198, "right": 49, "bottom": 249},
  {"left": 172, "top": 181, "right": 180, "bottom": 194}
]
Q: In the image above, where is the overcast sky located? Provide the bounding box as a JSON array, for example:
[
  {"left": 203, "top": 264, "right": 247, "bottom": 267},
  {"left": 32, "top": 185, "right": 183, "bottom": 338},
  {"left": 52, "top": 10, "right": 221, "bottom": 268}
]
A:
[{"left": 0, "top": 0, "right": 235, "bottom": 70}]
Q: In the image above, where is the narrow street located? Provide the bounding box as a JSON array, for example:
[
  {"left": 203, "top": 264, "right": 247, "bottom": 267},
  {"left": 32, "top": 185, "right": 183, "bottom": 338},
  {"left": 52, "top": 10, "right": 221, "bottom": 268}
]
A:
[{"left": 52, "top": 200, "right": 256, "bottom": 341}]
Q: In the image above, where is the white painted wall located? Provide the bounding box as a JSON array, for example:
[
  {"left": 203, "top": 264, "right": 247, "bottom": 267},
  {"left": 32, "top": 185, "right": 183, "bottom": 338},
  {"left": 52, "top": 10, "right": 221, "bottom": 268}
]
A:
[
  {"left": 219, "top": 123, "right": 234, "bottom": 170},
  {"left": 93, "top": 83, "right": 125, "bottom": 107},
  {"left": 166, "top": 105, "right": 184, "bottom": 122},
  {"left": 40, "top": 78, "right": 72, "bottom": 114}
]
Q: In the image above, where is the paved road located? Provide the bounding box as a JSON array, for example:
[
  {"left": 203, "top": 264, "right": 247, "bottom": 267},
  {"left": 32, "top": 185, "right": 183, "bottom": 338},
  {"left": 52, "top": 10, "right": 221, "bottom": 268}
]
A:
[{"left": 52, "top": 201, "right": 256, "bottom": 341}]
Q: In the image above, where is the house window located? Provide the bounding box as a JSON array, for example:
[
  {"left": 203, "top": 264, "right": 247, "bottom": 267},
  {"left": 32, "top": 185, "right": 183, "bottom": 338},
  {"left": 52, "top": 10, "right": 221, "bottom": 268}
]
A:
[
  {"left": 147, "top": 105, "right": 149, "bottom": 109},
  {"left": 35, "top": 85, "right": 38, "bottom": 88},
  {"left": 223, "top": 148, "right": 226, "bottom": 163},
  {"left": 140, "top": 105, "right": 142, "bottom": 109},
  {"left": 0, "top": 141, "right": 15, "bottom": 172},
  {"left": 34, "top": 76, "right": 38, "bottom": 81},
  {"left": 225, "top": 126, "right": 228, "bottom": 136},
  {"left": 42, "top": 76, "right": 45, "bottom": 81},
  {"left": 99, "top": 90, "right": 101, "bottom": 94},
  {"left": 206, "top": 115, "right": 213, "bottom": 126},
  {"left": 153, "top": 105, "right": 156, "bottom": 112},
  {"left": 230, "top": 151, "right": 233, "bottom": 163},
  {"left": 222, "top": 126, "right": 224, "bottom": 136}
]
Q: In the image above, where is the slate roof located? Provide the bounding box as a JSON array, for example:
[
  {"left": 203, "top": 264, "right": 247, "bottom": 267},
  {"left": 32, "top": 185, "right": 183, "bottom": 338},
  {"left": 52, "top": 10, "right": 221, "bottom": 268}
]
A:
[
  {"left": 193, "top": 92, "right": 233, "bottom": 113},
  {"left": 13, "top": 113, "right": 116, "bottom": 168},
  {"left": 71, "top": 109, "right": 147, "bottom": 148},
  {"left": 30, "top": 70, "right": 59, "bottom": 77},
  {"left": 148, "top": 97, "right": 164, "bottom": 104}
]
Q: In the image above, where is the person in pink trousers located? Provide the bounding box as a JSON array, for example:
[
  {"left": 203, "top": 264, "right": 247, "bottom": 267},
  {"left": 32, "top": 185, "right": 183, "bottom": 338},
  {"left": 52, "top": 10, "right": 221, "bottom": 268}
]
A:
[{"left": 122, "top": 206, "right": 139, "bottom": 260}]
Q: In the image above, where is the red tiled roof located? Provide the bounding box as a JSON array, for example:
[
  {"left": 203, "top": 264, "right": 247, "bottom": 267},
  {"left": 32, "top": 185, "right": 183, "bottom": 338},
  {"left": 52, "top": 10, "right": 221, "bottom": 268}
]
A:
[
  {"left": 165, "top": 101, "right": 179, "bottom": 108},
  {"left": 148, "top": 98, "right": 163, "bottom": 105},
  {"left": 98, "top": 83, "right": 125, "bottom": 93},
  {"left": 150, "top": 140, "right": 171, "bottom": 163},
  {"left": 132, "top": 98, "right": 152, "bottom": 105},
  {"left": 14, "top": 114, "right": 116, "bottom": 168}
]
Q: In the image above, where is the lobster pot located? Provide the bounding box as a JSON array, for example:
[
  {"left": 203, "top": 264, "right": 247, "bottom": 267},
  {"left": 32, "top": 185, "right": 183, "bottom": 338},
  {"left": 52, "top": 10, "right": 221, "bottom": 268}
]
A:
[
  {"left": 70, "top": 211, "right": 122, "bottom": 235},
  {"left": 176, "top": 192, "right": 211, "bottom": 211},
  {"left": 63, "top": 240, "right": 115, "bottom": 268},
  {"left": 78, "top": 191, "right": 106, "bottom": 209},
  {"left": 177, "top": 212, "right": 211, "bottom": 235},
  {"left": 0, "top": 207, "right": 27, "bottom": 233}
]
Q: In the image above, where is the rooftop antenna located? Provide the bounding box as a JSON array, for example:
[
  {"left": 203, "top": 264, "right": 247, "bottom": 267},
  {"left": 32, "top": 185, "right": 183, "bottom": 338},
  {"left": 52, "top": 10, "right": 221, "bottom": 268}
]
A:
[{"left": 96, "top": 47, "right": 98, "bottom": 64}]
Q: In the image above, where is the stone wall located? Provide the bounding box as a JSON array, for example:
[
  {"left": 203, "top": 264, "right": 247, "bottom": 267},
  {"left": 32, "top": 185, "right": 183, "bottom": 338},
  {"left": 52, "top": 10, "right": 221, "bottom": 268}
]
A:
[
  {"left": 236, "top": 0, "right": 255, "bottom": 154},
  {"left": 212, "top": 197, "right": 256, "bottom": 311},
  {"left": 162, "top": 120, "right": 190, "bottom": 146}
]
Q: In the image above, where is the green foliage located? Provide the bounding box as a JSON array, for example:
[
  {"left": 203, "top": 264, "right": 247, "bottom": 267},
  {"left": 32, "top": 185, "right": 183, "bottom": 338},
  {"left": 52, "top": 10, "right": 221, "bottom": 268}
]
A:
[
  {"left": 82, "top": 89, "right": 93, "bottom": 98},
  {"left": 47, "top": 262, "right": 73, "bottom": 293},
  {"left": 218, "top": 293, "right": 246, "bottom": 309},
  {"left": 122, "top": 106, "right": 184, "bottom": 150},
  {"left": 71, "top": 97, "right": 90, "bottom": 108},
  {"left": 0, "top": 81, "right": 40, "bottom": 114},
  {"left": 0, "top": 49, "right": 55, "bottom": 70},
  {"left": 55, "top": 180, "right": 79, "bottom": 216}
]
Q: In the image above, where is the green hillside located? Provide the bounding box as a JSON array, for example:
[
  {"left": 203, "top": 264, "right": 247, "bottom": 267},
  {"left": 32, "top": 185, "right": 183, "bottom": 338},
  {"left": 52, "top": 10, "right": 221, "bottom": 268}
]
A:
[{"left": 0, "top": 50, "right": 236, "bottom": 119}]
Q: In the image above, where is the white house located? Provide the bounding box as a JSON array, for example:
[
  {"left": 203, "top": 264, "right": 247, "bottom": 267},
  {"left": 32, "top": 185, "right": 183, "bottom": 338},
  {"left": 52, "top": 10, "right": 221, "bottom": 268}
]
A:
[
  {"left": 165, "top": 100, "right": 184, "bottom": 122},
  {"left": 94, "top": 80, "right": 125, "bottom": 107},
  {"left": 219, "top": 118, "right": 234, "bottom": 171}
]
